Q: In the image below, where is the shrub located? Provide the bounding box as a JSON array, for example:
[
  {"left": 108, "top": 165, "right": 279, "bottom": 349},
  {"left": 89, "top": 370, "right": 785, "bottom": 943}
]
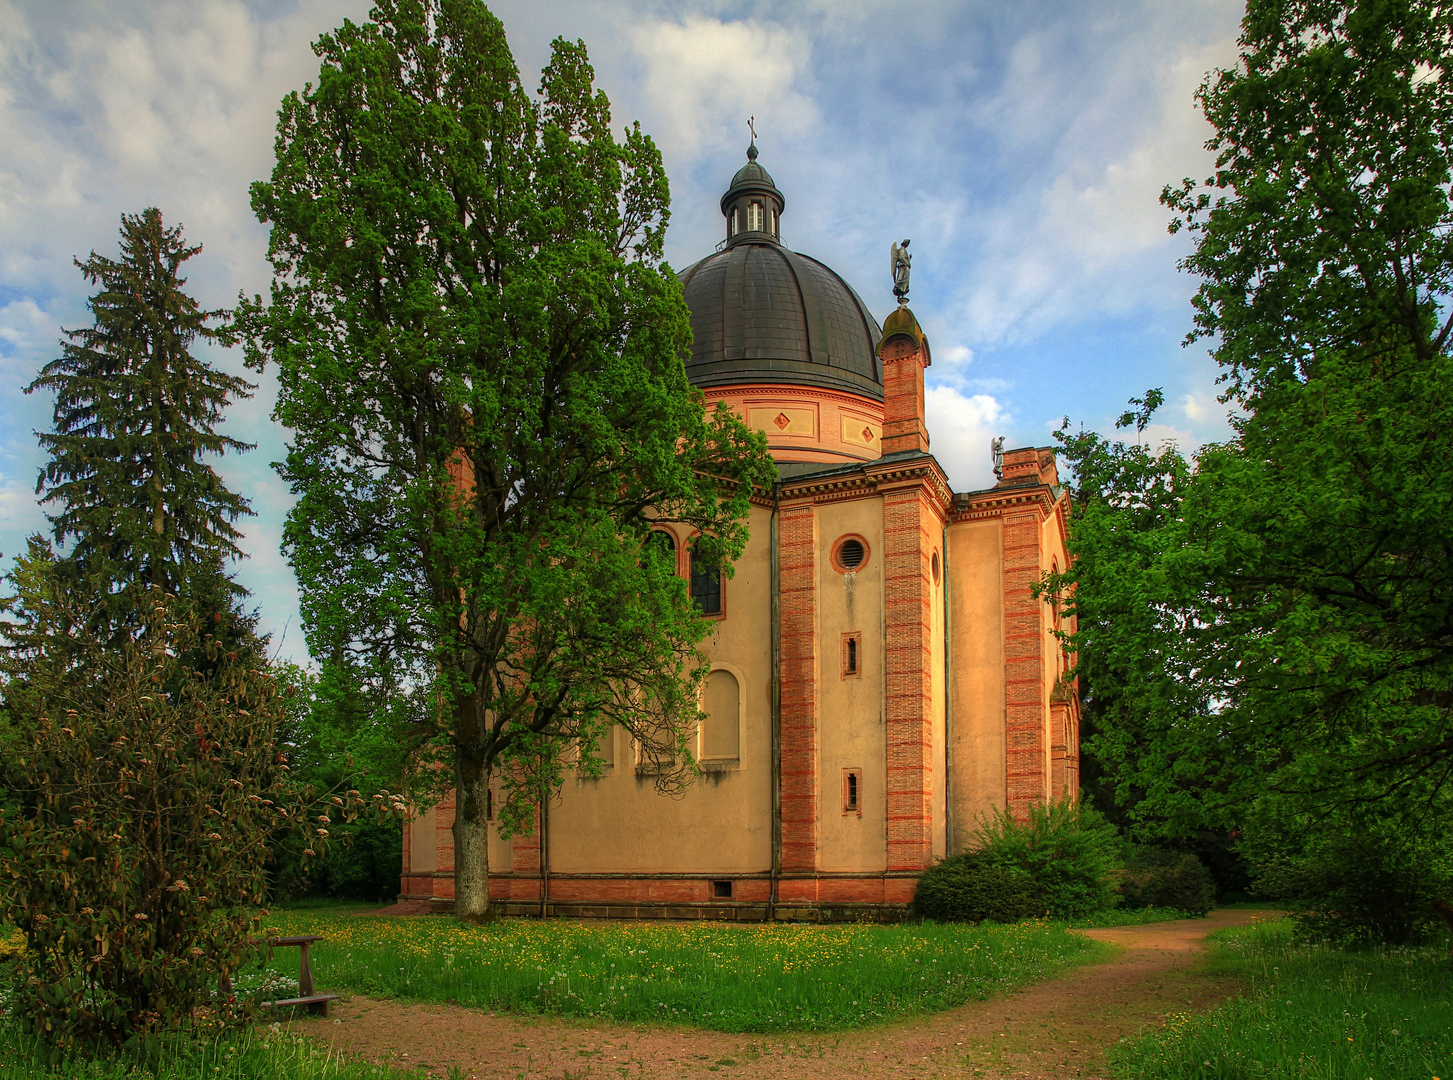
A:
[
  {"left": 0, "top": 572, "right": 397, "bottom": 1052},
  {"left": 913, "top": 854, "right": 1034, "bottom": 923},
  {"left": 1243, "top": 807, "right": 1453, "bottom": 945},
  {"left": 1118, "top": 845, "right": 1215, "bottom": 915},
  {"left": 918, "top": 800, "right": 1121, "bottom": 921}
]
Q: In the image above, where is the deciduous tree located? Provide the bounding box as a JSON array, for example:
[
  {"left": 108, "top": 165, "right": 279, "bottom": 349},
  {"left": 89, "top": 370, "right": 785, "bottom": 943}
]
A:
[
  {"left": 242, "top": 0, "right": 773, "bottom": 920},
  {"left": 1048, "top": 0, "right": 1453, "bottom": 918}
]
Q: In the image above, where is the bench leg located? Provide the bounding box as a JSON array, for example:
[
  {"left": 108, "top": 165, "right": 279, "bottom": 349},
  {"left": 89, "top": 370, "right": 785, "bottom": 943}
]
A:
[
  {"left": 306, "top": 997, "right": 330, "bottom": 1018},
  {"left": 298, "top": 942, "right": 314, "bottom": 997}
]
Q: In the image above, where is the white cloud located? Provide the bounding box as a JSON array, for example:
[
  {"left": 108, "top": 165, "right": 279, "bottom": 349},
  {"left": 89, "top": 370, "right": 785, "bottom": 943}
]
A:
[
  {"left": 629, "top": 15, "right": 817, "bottom": 161},
  {"left": 925, "top": 384, "right": 1009, "bottom": 494}
]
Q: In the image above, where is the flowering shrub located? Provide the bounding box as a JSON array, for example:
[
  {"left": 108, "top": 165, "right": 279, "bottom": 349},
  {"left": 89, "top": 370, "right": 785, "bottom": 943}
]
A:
[{"left": 0, "top": 584, "right": 401, "bottom": 1052}]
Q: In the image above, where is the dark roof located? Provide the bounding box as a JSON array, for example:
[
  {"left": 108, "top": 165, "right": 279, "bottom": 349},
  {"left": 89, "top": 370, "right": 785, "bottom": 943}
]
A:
[{"left": 677, "top": 242, "right": 884, "bottom": 400}]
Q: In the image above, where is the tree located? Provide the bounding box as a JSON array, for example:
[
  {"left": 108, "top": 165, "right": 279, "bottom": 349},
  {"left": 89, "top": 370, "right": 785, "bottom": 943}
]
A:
[
  {"left": 242, "top": 0, "right": 774, "bottom": 920},
  {"left": 1047, "top": 0, "right": 1453, "bottom": 914},
  {"left": 0, "top": 543, "right": 390, "bottom": 1052},
  {"left": 26, "top": 209, "right": 256, "bottom": 624}
]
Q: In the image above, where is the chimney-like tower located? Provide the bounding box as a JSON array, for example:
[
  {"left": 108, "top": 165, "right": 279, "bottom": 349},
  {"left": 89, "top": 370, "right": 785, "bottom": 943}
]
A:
[{"left": 877, "top": 306, "right": 931, "bottom": 455}]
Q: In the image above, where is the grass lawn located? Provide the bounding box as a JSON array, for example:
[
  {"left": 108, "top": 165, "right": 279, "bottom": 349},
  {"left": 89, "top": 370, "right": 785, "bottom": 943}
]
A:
[
  {"left": 259, "top": 910, "right": 1114, "bottom": 1032},
  {"left": 1109, "top": 917, "right": 1453, "bottom": 1079}
]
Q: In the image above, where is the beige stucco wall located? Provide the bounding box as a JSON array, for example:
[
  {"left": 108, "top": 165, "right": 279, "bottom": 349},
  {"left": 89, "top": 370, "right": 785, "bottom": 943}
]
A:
[
  {"left": 543, "top": 502, "right": 775, "bottom": 874},
  {"left": 946, "top": 518, "right": 1006, "bottom": 848},
  {"left": 814, "top": 496, "right": 887, "bottom": 873}
]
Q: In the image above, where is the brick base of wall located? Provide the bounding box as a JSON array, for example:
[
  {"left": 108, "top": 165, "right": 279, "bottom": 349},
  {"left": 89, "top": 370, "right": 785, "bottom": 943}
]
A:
[{"left": 403, "top": 871, "right": 923, "bottom": 920}]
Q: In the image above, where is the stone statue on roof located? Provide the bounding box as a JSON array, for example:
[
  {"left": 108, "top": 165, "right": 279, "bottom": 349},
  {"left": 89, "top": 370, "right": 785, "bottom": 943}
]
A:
[{"left": 891, "top": 239, "right": 911, "bottom": 304}]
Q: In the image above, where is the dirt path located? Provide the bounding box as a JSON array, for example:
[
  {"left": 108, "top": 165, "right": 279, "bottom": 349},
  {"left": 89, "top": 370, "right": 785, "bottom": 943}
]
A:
[{"left": 292, "top": 908, "right": 1273, "bottom": 1080}]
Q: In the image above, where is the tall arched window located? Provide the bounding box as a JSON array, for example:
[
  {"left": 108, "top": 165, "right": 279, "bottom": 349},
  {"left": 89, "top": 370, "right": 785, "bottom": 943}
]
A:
[
  {"left": 690, "top": 545, "right": 721, "bottom": 615},
  {"left": 701, "top": 669, "right": 740, "bottom": 760},
  {"left": 748, "top": 202, "right": 763, "bottom": 231}
]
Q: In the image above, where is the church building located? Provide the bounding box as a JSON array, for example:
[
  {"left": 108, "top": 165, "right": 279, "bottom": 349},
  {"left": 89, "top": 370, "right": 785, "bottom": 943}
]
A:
[{"left": 400, "top": 143, "right": 1080, "bottom": 920}]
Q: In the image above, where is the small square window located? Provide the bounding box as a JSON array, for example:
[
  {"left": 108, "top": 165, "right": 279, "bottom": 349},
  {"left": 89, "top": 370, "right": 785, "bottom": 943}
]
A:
[{"left": 711, "top": 880, "right": 733, "bottom": 898}]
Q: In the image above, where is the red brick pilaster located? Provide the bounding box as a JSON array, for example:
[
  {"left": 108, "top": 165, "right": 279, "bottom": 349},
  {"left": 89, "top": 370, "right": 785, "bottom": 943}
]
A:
[
  {"left": 883, "top": 485, "right": 936, "bottom": 871},
  {"left": 1003, "top": 509, "right": 1046, "bottom": 819},
  {"left": 778, "top": 503, "right": 819, "bottom": 872},
  {"left": 881, "top": 337, "right": 930, "bottom": 455}
]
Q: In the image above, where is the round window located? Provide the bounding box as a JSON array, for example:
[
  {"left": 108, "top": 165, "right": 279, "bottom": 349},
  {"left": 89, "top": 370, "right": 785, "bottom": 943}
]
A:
[{"left": 832, "top": 536, "right": 869, "bottom": 573}]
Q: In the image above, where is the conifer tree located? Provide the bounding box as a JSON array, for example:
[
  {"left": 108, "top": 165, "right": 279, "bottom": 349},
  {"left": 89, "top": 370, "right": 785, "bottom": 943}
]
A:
[{"left": 27, "top": 208, "right": 256, "bottom": 617}]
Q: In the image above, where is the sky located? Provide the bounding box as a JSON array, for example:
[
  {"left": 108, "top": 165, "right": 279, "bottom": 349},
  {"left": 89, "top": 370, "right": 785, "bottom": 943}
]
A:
[{"left": 0, "top": 0, "right": 1246, "bottom": 663}]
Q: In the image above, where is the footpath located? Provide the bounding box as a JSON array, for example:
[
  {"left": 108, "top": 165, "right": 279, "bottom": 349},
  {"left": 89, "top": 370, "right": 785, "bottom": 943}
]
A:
[{"left": 297, "top": 907, "right": 1271, "bottom": 1080}]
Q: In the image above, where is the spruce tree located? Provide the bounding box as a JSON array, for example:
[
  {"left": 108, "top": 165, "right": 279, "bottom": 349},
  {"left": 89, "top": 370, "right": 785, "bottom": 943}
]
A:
[{"left": 27, "top": 208, "right": 256, "bottom": 616}]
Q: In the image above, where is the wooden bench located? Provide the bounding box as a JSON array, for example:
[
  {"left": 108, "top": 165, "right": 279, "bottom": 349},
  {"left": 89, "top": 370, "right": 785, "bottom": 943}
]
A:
[{"left": 260, "top": 935, "right": 340, "bottom": 1017}]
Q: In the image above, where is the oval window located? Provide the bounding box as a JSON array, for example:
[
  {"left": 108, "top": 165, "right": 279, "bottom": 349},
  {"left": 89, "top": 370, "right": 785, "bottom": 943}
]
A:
[{"left": 932, "top": 550, "right": 941, "bottom": 584}]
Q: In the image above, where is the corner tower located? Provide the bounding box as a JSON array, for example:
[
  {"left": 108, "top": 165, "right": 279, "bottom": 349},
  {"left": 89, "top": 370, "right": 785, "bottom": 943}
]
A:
[{"left": 678, "top": 142, "right": 885, "bottom": 464}]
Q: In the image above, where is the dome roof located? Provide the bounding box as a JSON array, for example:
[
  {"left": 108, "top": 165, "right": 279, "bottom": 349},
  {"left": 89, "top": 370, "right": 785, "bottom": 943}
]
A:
[{"left": 678, "top": 145, "right": 884, "bottom": 401}]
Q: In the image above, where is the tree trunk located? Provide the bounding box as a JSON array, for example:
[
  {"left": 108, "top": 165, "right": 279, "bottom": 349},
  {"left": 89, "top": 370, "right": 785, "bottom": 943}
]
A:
[{"left": 453, "top": 748, "right": 492, "bottom": 921}]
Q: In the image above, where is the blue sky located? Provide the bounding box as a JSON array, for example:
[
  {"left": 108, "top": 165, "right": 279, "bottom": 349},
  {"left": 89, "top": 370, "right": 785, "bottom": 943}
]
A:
[{"left": 0, "top": 0, "right": 1245, "bottom": 663}]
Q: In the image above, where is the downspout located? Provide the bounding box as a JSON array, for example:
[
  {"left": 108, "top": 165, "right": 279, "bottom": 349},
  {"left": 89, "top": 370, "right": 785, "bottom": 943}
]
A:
[
  {"left": 942, "top": 523, "right": 952, "bottom": 856},
  {"left": 540, "top": 781, "right": 550, "bottom": 919},
  {"left": 769, "top": 481, "right": 782, "bottom": 920}
]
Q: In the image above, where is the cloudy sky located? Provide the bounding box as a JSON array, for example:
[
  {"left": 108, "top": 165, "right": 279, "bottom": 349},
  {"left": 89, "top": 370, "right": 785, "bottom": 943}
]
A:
[{"left": 0, "top": 0, "right": 1245, "bottom": 662}]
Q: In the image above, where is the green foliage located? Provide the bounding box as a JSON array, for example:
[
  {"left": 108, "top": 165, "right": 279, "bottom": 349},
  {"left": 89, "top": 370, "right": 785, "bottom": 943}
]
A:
[
  {"left": 1109, "top": 918, "right": 1453, "bottom": 1080},
  {"left": 1118, "top": 845, "right": 1215, "bottom": 916},
  {"left": 1045, "top": 0, "right": 1453, "bottom": 940},
  {"left": 242, "top": 0, "right": 775, "bottom": 916},
  {"left": 922, "top": 802, "right": 1121, "bottom": 922},
  {"left": 271, "top": 664, "right": 406, "bottom": 902},
  {"left": 0, "top": 1020, "right": 416, "bottom": 1080},
  {"left": 261, "top": 909, "right": 1110, "bottom": 1032},
  {"left": 0, "top": 552, "right": 394, "bottom": 1052},
  {"left": 25, "top": 208, "right": 255, "bottom": 619},
  {"left": 912, "top": 855, "right": 1034, "bottom": 924},
  {"left": 972, "top": 803, "right": 1121, "bottom": 919},
  {"left": 1242, "top": 803, "right": 1453, "bottom": 945}
]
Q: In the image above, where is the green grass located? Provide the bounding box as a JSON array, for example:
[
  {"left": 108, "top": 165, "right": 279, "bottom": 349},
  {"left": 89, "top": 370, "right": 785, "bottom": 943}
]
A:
[
  {"left": 0, "top": 1020, "right": 414, "bottom": 1080},
  {"left": 258, "top": 910, "right": 1113, "bottom": 1032},
  {"left": 1110, "top": 917, "right": 1453, "bottom": 1079}
]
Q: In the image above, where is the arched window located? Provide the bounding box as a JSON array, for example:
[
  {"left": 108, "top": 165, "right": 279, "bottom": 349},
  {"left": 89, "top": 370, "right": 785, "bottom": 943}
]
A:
[
  {"left": 730, "top": 208, "right": 739, "bottom": 236},
  {"left": 648, "top": 528, "right": 675, "bottom": 561},
  {"left": 748, "top": 202, "right": 763, "bottom": 231},
  {"left": 690, "top": 544, "right": 721, "bottom": 615},
  {"left": 701, "top": 669, "right": 740, "bottom": 760},
  {"left": 769, "top": 207, "right": 777, "bottom": 237}
]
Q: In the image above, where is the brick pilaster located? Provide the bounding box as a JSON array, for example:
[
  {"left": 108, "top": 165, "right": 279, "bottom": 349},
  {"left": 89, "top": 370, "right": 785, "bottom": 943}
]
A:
[
  {"left": 883, "top": 485, "right": 936, "bottom": 871},
  {"left": 778, "top": 503, "right": 819, "bottom": 872},
  {"left": 1003, "top": 509, "right": 1046, "bottom": 819}
]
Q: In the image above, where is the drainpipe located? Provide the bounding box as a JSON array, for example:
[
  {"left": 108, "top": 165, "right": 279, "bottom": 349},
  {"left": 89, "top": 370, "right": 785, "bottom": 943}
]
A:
[
  {"left": 540, "top": 779, "right": 550, "bottom": 919},
  {"left": 769, "top": 481, "right": 782, "bottom": 920}
]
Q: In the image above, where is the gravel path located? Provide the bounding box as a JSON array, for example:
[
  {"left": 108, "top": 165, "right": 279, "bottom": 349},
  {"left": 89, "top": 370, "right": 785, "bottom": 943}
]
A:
[{"left": 291, "top": 908, "right": 1273, "bottom": 1080}]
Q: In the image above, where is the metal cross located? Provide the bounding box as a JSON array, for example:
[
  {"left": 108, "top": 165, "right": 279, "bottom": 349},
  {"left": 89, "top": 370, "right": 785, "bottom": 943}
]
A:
[{"left": 747, "top": 116, "right": 757, "bottom": 142}]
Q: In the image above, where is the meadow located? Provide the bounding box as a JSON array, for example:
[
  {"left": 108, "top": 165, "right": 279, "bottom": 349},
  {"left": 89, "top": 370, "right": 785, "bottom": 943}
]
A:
[
  {"left": 258, "top": 909, "right": 1114, "bottom": 1032},
  {"left": 1110, "top": 918, "right": 1453, "bottom": 1079}
]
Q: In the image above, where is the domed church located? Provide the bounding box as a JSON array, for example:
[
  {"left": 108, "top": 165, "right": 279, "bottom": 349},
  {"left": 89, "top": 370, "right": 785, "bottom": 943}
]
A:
[{"left": 400, "top": 142, "right": 1081, "bottom": 919}]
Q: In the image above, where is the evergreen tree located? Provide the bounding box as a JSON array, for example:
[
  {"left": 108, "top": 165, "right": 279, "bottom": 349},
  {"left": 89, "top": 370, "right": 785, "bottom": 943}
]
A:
[{"left": 27, "top": 208, "right": 256, "bottom": 617}]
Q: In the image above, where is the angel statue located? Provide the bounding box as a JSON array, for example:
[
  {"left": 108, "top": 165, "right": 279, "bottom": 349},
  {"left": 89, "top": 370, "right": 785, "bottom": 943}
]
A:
[
  {"left": 890, "top": 238, "right": 911, "bottom": 303},
  {"left": 991, "top": 436, "right": 1005, "bottom": 478}
]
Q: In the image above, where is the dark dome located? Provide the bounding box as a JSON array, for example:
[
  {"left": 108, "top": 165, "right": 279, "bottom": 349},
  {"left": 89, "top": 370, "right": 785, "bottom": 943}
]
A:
[{"left": 677, "top": 145, "right": 883, "bottom": 401}]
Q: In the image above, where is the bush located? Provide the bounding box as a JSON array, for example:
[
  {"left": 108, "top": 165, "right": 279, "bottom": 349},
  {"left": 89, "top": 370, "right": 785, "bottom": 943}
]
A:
[
  {"left": 918, "top": 800, "right": 1121, "bottom": 921},
  {"left": 1244, "top": 807, "right": 1453, "bottom": 945},
  {"left": 913, "top": 854, "right": 1034, "bottom": 923},
  {"left": 1118, "top": 845, "right": 1215, "bottom": 915},
  {"left": 0, "top": 570, "right": 395, "bottom": 1052}
]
